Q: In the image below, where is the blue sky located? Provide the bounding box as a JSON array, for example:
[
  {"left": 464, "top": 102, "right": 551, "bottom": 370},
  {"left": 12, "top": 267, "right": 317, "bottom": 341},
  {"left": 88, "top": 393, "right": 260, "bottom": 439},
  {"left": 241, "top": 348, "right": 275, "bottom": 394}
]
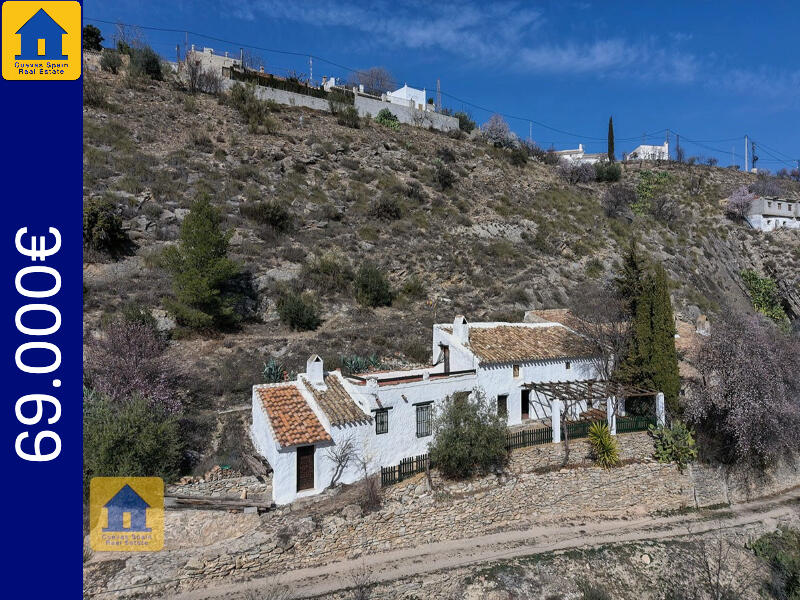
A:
[{"left": 85, "top": 1, "right": 799, "bottom": 169}]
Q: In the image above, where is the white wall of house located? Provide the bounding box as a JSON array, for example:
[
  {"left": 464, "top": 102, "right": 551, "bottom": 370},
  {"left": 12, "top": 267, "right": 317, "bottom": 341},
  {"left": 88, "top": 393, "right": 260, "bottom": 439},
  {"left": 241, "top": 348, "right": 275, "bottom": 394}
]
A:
[
  {"left": 187, "top": 46, "right": 241, "bottom": 72},
  {"left": 626, "top": 141, "right": 669, "bottom": 161},
  {"left": 386, "top": 84, "right": 427, "bottom": 110},
  {"left": 346, "top": 372, "right": 479, "bottom": 470},
  {"left": 746, "top": 197, "right": 800, "bottom": 231}
]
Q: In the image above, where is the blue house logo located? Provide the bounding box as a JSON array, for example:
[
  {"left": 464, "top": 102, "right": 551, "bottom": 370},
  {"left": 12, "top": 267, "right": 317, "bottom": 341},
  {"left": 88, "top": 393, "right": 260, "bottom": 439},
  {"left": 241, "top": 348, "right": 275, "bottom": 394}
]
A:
[
  {"left": 103, "top": 484, "right": 152, "bottom": 532},
  {"left": 14, "top": 8, "right": 67, "bottom": 60}
]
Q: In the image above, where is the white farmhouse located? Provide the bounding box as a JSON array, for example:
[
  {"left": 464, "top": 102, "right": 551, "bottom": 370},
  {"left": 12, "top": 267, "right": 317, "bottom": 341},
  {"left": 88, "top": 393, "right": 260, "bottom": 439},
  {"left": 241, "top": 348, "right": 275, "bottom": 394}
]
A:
[
  {"left": 386, "top": 83, "right": 431, "bottom": 111},
  {"left": 251, "top": 313, "right": 603, "bottom": 505},
  {"left": 625, "top": 141, "right": 669, "bottom": 161},
  {"left": 746, "top": 196, "right": 800, "bottom": 231},
  {"left": 553, "top": 144, "right": 606, "bottom": 165}
]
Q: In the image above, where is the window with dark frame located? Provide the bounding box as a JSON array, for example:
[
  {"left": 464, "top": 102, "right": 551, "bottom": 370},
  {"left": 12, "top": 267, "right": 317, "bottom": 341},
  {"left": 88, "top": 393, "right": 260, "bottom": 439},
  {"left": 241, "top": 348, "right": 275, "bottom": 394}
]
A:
[
  {"left": 416, "top": 404, "right": 432, "bottom": 437},
  {"left": 512, "top": 364, "right": 520, "bottom": 378},
  {"left": 375, "top": 409, "right": 388, "bottom": 435},
  {"left": 565, "top": 361, "right": 571, "bottom": 370},
  {"left": 497, "top": 394, "right": 508, "bottom": 419}
]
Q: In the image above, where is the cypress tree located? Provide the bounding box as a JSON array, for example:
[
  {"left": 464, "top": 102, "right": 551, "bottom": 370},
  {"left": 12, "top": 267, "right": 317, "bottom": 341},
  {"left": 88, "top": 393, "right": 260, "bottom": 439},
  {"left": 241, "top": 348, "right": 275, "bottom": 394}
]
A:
[
  {"left": 608, "top": 116, "right": 615, "bottom": 162},
  {"left": 649, "top": 265, "right": 680, "bottom": 414},
  {"left": 614, "top": 238, "right": 646, "bottom": 315},
  {"left": 617, "top": 265, "right": 680, "bottom": 416}
]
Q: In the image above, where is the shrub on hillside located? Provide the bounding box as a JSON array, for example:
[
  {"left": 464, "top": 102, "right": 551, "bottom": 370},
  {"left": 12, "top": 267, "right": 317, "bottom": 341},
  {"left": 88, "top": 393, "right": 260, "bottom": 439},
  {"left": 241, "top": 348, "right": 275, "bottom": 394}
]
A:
[
  {"left": 336, "top": 105, "right": 360, "bottom": 128},
  {"left": 751, "top": 527, "right": 800, "bottom": 600},
  {"left": 128, "top": 46, "right": 163, "bottom": 80},
  {"left": 83, "top": 197, "right": 129, "bottom": 258},
  {"left": 83, "top": 71, "right": 107, "bottom": 108},
  {"left": 595, "top": 161, "right": 622, "bottom": 182},
  {"left": 302, "top": 251, "right": 354, "bottom": 293},
  {"left": 429, "top": 389, "right": 508, "bottom": 479},
  {"left": 240, "top": 200, "right": 292, "bottom": 232},
  {"left": 601, "top": 183, "right": 636, "bottom": 218},
  {"left": 543, "top": 148, "right": 560, "bottom": 165},
  {"left": 435, "top": 162, "right": 456, "bottom": 190},
  {"left": 225, "top": 83, "right": 278, "bottom": 134},
  {"left": 557, "top": 161, "right": 596, "bottom": 184},
  {"left": 276, "top": 291, "right": 321, "bottom": 331},
  {"left": 370, "top": 193, "right": 403, "bottom": 220},
  {"left": 375, "top": 108, "right": 400, "bottom": 130},
  {"left": 741, "top": 269, "right": 790, "bottom": 325},
  {"left": 509, "top": 147, "right": 528, "bottom": 166},
  {"left": 649, "top": 421, "right": 696, "bottom": 471},
  {"left": 587, "top": 421, "right": 620, "bottom": 468},
  {"left": 354, "top": 262, "right": 393, "bottom": 307},
  {"left": 454, "top": 111, "right": 475, "bottom": 133},
  {"left": 83, "top": 390, "right": 183, "bottom": 497},
  {"left": 436, "top": 147, "right": 456, "bottom": 164},
  {"left": 100, "top": 49, "right": 122, "bottom": 74}
]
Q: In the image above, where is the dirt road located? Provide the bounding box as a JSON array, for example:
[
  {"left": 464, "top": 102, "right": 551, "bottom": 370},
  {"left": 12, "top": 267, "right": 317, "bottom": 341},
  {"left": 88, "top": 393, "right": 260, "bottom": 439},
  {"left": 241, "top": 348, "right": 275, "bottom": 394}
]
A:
[{"left": 164, "top": 487, "right": 800, "bottom": 600}]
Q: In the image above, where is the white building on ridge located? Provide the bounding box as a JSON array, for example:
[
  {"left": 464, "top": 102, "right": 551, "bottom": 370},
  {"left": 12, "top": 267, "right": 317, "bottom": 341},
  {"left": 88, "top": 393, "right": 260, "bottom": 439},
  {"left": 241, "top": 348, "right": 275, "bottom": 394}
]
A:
[
  {"left": 746, "top": 196, "right": 800, "bottom": 231},
  {"left": 386, "top": 83, "right": 430, "bottom": 111},
  {"left": 625, "top": 141, "right": 669, "bottom": 161}
]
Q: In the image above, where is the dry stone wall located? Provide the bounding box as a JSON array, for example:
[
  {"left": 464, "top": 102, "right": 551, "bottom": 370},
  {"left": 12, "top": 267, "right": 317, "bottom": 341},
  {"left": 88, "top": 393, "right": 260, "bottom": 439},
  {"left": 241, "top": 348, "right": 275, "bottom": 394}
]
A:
[{"left": 85, "top": 434, "right": 800, "bottom": 598}]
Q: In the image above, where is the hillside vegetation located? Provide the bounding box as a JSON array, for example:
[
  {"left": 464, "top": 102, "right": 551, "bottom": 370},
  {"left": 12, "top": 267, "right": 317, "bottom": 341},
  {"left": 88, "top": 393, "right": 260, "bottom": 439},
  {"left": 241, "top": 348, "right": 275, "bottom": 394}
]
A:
[{"left": 82, "top": 66, "right": 800, "bottom": 472}]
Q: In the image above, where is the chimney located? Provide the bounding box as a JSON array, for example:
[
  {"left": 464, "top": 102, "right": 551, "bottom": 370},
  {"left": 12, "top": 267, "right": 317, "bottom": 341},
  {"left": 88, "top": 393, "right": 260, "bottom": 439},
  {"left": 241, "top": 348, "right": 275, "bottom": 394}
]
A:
[
  {"left": 259, "top": 65, "right": 264, "bottom": 74},
  {"left": 359, "top": 84, "right": 364, "bottom": 93},
  {"left": 306, "top": 354, "right": 324, "bottom": 385},
  {"left": 452, "top": 315, "right": 469, "bottom": 344}
]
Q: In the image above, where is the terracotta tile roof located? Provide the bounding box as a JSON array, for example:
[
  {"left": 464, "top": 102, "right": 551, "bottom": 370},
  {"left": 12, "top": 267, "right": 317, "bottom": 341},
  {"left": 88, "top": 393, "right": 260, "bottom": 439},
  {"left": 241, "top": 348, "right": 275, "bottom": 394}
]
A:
[
  {"left": 302, "top": 373, "right": 371, "bottom": 427},
  {"left": 466, "top": 325, "right": 595, "bottom": 363},
  {"left": 526, "top": 309, "right": 584, "bottom": 331},
  {"left": 257, "top": 385, "right": 331, "bottom": 448}
]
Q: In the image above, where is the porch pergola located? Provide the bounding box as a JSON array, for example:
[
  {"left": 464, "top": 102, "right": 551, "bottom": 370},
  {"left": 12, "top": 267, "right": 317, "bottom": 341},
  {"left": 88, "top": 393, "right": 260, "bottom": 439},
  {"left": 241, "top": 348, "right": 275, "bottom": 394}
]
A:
[{"left": 523, "top": 379, "right": 665, "bottom": 441}]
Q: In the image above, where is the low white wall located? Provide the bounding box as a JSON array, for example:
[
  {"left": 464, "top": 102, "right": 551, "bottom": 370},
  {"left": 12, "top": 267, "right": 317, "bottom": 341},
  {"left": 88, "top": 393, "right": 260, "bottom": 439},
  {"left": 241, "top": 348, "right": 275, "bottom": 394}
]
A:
[
  {"left": 354, "top": 95, "right": 459, "bottom": 132},
  {"left": 220, "top": 79, "right": 329, "bottom": 112}
]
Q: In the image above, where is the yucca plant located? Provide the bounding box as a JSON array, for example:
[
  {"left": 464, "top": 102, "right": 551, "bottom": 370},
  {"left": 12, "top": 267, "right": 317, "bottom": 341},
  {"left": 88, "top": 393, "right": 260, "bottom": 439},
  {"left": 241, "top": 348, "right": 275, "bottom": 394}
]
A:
[{"left": 588, "top": 421, "right": 621, "bottom": 468}]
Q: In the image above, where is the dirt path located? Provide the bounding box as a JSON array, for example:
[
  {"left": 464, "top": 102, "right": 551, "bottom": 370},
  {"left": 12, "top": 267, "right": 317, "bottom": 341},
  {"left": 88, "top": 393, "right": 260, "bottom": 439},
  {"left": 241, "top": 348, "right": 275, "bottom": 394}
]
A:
[{"left": 165, "top": 487, "right": 800, "bottom": 600}]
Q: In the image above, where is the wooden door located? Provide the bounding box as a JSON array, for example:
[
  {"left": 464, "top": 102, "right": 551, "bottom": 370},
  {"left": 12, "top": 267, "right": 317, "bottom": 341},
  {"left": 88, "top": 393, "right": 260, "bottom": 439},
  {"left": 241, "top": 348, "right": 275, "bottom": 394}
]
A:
[
  {"left": 297, "top": 445, "right": 315, "bottom": 491},
  {"left": 521, "top": 389, "right": 530, "bottom": 420}
]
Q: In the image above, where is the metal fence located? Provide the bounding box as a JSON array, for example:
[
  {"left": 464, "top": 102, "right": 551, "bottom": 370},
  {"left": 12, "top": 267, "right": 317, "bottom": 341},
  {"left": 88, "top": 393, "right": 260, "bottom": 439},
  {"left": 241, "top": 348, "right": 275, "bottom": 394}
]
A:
[{"left": 380, "top": 415, "right": 656, "bottom": 487}]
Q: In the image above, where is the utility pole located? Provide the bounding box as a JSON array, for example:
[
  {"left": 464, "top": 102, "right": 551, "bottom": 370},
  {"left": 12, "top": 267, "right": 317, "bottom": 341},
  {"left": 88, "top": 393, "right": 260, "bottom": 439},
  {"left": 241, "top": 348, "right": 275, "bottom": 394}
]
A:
[
  {"left": 751, "top": 142, "right": 758, "bottom": 171},
  {"left": 744, "top": 135, "right": 749, "bottom": 172},
  {"left": 436, "top": 78, "right": 441, "bottom": 111},
  {"left": 676, "top": 134, "right": 680, "bottom": 162},
  {"left": 240, "top": 47, "right": 244, "bottom": 70},
  {"left": 529, "top": 122, "right": 533, "bottom": 143},
  {"left": 308, "top": 56, "right": 313, "bottom": 86},
  {"left": 176, "top": 44, "right": 180, "bottom": 65}
]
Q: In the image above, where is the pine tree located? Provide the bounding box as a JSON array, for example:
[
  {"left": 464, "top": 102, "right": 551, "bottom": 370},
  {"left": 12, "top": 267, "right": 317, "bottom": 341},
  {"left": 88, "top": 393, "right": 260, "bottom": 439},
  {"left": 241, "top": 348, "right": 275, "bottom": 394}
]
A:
[
  {"left": 608, "top": 116, "right": 615, "bottom": 162},
  {"left": 162, "top": 196, "right": 241, "bottom": 329}
]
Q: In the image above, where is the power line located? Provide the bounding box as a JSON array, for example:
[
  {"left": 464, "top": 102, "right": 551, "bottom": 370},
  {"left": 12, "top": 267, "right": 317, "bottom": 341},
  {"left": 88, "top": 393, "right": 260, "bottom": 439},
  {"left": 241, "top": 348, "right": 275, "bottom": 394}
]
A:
[{"left": 86, "top": 17, "right": 794, "bottom": 162}]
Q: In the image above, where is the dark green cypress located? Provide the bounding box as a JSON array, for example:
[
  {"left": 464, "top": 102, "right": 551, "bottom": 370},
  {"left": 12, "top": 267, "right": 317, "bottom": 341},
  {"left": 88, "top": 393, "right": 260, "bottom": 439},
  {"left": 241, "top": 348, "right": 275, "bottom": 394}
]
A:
[
  {"left": 649, "top": 265, "right": 680, "bottom": 414},
  {"left": 608, "top": 116, "right": 615, "bottom": 162}
]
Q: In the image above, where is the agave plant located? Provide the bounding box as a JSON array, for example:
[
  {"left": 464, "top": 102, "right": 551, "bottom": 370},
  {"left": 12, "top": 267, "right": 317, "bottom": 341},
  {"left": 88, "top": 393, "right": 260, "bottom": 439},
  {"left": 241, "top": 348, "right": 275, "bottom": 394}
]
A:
[{"left": 587, "top": 421, "right": 621, "bottom": 468}]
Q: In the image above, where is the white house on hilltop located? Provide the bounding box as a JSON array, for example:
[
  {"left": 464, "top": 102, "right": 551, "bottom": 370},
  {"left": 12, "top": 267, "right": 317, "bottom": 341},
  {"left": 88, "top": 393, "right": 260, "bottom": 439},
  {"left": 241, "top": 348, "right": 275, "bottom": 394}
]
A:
[
  {"left": 625, "top": 141, "right": 669, "bottom": 161},
  {"left": 251, "top": 312, "right": 608, "bottom": 505},
  {"left": 553, "top": 144, "right": 607, "bottom": 165},
  {"left": 386, "top": 83, "right": 432, "bottom": 112}
]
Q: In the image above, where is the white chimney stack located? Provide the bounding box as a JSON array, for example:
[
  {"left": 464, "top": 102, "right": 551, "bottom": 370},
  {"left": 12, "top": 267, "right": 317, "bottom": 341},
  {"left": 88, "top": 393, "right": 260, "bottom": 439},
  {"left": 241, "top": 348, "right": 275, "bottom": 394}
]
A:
[
  {"left": 306, "top": 354, "right": 324, "bottom": 385},
  {"left": 453, "top": 315, "right": 469, "bottom": 344}
]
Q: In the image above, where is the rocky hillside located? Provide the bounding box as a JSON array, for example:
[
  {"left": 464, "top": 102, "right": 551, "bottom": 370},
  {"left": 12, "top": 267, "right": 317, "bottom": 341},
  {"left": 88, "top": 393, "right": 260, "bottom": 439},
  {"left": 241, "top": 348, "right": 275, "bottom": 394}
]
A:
[{"left": 82, "top": 68, "right": 800, "bottom": 470}]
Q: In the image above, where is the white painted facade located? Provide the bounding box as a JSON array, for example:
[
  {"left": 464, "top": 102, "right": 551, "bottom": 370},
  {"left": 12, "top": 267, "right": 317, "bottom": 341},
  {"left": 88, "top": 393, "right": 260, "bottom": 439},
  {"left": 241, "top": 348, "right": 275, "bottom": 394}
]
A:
[
  {"left": 553, "top": 144, "right": 606, "bottom": 165},
  {"left": 746, "top": 196, "right": 800, "bottom": 231},
  {"left": 625, "top": 141, "right": 669, "bottom": 161},
  {"left": 251, "top": 316, "right": 602, "bottom": 505},
  {"left": 386, "top": 83, "right": 430, "bottom": 111}
]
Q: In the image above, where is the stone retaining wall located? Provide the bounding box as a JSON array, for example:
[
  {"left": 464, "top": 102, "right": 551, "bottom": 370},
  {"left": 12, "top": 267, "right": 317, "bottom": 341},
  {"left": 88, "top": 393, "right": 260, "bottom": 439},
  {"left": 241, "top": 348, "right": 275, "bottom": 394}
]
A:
[{"left": 86, "top": 434, "right": 800, "bottom": 598}]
